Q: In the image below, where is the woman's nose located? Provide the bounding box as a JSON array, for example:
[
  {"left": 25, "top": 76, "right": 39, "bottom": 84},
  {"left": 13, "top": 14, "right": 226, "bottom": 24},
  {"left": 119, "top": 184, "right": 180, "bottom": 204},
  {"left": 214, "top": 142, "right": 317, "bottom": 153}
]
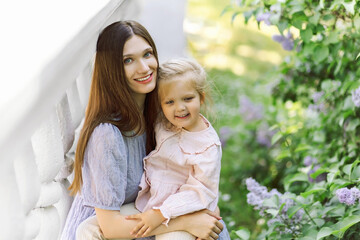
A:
[{"left": 137, "top": 59, "right": 150, "bottom": 73}]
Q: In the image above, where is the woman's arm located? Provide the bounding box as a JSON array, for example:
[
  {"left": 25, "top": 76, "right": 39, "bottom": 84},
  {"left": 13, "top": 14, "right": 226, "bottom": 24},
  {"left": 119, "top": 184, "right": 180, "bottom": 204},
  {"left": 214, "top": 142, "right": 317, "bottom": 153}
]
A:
[{"left": 95, "top": 208, "right": 223, "bottom": 239}]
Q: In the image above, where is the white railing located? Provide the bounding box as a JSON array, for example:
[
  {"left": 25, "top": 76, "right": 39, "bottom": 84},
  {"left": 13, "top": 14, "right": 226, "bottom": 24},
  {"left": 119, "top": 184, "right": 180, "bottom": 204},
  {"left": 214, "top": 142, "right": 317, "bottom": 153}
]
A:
[
  {"left": 0, "top": 0, "right": 187, "bottom": 239},
  {"left": 0, "top": 1, "right": 140, "bottom": 239}
]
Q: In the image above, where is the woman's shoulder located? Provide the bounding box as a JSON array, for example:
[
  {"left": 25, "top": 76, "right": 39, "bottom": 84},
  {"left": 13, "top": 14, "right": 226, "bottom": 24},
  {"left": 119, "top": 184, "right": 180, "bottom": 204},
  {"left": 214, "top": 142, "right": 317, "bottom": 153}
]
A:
[{"left": 89, "top": 123, "right": 124, "bottom": 146}]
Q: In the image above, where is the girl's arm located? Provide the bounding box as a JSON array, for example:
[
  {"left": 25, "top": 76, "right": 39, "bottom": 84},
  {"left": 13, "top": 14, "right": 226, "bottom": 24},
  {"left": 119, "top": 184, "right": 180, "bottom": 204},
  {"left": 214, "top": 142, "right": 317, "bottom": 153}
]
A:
[
  {"left": 155, "top": 145, "right": 222, "bottom": 222},
  {"left": 95, "top": 208, "right": 223, "bottom": 239}
]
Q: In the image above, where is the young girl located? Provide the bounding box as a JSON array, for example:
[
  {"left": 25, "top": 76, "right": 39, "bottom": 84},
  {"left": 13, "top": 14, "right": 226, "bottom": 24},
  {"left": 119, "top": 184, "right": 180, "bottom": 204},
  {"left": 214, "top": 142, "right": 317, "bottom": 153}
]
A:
[{"left": 127, "top": 58, "right": 222, "bottom": 240}]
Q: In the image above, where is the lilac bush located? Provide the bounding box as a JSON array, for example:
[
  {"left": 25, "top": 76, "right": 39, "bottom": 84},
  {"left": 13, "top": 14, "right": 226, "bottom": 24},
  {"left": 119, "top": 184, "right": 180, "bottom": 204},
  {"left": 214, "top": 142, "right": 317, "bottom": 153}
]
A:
[
  {"left": 246, "top": 178, "right": 304, "bottom": 236},
  {"left": 225, "top": 0, "right": 360, "bottom": 239}
]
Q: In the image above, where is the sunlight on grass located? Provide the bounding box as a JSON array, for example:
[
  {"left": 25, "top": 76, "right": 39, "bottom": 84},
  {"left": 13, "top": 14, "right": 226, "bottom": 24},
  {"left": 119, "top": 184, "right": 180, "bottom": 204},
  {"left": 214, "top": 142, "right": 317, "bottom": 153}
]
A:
[
  {"left": 236, "top": 45, "right": 283, "bottom": 65},
  {"left": 185, "top": 0, "right": 288, "bottom": 81}
]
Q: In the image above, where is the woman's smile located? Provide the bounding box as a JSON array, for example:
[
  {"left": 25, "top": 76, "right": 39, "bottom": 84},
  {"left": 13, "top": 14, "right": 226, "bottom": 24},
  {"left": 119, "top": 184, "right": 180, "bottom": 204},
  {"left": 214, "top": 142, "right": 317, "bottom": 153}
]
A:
[{"left": 134, "top": 73, "right": 153, "bottom": 83}]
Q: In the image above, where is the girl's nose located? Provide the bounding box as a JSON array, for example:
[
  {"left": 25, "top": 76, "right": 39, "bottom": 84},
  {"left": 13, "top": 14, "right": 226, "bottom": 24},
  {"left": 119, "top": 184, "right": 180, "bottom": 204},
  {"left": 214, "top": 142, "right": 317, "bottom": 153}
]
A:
[{"left": 176, "top": 103, "right": 186, "bottom": 111}]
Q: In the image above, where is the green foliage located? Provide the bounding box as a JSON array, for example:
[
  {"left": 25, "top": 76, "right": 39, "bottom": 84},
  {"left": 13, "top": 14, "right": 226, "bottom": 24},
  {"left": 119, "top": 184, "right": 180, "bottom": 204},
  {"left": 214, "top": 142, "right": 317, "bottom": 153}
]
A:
[{"left": 223, "top": 0, "right": 360, "bottom": 239}]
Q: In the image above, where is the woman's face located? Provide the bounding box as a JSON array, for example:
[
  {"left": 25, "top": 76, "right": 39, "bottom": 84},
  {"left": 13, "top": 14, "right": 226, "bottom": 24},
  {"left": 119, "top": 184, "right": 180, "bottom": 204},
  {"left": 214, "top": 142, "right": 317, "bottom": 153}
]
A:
[{"left": 123, "top": 35, "right": 158, "bottom": 99}]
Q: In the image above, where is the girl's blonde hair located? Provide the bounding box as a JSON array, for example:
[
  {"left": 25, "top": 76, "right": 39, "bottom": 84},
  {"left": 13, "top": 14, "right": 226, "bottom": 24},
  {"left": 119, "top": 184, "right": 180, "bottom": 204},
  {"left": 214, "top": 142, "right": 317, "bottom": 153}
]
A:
[{"left": 157, "top": 58, "right": 214, "bottom": 126}]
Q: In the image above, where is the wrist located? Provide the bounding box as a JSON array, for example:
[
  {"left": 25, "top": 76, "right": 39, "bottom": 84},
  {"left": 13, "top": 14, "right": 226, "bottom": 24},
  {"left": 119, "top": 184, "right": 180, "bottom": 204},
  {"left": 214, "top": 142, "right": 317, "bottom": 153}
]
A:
[
  {"left": 152, "top": 209, "right": 166, "bottom": 221},
  {"left": 177, "top": 214, "right": 189, "bottom": 231}
]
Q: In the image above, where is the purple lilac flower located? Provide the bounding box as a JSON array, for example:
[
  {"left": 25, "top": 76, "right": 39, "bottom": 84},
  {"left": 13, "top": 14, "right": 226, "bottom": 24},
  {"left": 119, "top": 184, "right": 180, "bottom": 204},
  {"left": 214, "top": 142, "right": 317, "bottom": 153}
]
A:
[
  {"left": 308, "top": 102, "right": 327, "bottom": 114},
  {"left": 256, "top": 12, "right": 272, "bottom": 25},
  {"left": 272, "top": 31, "right": 294, "bottom": 51},
  {"left": 304, "top": 156, "right": 317, "bottom": 167},
  {"left": 219, "top": 126, "right": 233, "bottom": 147},
  {"left": 352, "top": 86, "right": 360, "bottom": 107},
  {"left": 336, "top": 187, "right": 360, "bottom": 206},
  {"left": 312, "top": 91, "right": 324, "bottom": 103},
  {"left": 350, "top": 187, "right": 360, "bottom": 199},
  {"left": 256, "top": 123, "right": 276, "bottom": 148},
  {"left": 239, "top": 95, "right": 264, "bottom": 122}
]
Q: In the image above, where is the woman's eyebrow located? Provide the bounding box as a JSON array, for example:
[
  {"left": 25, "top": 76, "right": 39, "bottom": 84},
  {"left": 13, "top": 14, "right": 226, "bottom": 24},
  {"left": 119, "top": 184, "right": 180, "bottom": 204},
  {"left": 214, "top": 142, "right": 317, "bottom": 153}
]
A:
[{"left": 123, "top": 47, "right": 153, "bottom": 58}]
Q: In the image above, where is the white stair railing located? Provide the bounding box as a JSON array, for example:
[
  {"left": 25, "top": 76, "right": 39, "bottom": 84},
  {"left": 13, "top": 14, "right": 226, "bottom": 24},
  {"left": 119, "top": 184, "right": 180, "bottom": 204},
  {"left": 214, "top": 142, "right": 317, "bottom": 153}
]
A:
[{"left": 0, "top": 1, "right": 142, "bottom": 239}]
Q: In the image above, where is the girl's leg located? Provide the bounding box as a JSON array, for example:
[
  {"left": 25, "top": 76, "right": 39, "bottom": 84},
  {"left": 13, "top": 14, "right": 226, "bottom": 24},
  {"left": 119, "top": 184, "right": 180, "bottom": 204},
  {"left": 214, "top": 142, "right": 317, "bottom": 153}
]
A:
[
  {"left": 155, "top": 231, "right": 195, "bottom": 240},
  {"left": 76, "top": 203, "right": 140, "bottom": 240}
]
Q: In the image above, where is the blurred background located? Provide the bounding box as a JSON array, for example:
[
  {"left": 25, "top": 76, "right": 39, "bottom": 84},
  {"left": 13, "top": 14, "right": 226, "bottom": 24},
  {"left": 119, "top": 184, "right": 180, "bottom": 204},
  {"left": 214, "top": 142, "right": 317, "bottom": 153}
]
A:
[{"left": 185, "top": 0, "right": 288, "bottom": 237}]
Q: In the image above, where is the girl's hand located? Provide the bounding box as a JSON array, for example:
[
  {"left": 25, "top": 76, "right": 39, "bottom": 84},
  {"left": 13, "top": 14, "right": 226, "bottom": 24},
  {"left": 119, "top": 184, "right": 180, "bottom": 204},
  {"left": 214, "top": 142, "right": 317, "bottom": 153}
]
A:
[
  {"left": 126, "top": 209, "right": 166, "bottom": 237},
  {"left": 182, "top": 209, "right": 223, "bottom": 240}
]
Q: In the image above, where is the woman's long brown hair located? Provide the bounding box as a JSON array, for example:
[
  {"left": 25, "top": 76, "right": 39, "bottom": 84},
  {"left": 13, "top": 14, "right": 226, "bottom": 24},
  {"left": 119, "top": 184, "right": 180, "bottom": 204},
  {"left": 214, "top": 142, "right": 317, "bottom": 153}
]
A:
[{"left": 69, "top": 21, "right": 159, "bottom": 195}]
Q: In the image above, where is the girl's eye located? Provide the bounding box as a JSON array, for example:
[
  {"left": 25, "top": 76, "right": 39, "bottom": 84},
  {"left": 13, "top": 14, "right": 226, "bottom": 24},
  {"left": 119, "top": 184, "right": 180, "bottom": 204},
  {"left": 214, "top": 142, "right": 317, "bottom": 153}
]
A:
[
  {"left": 165, "top": 100, "right": 174, "bottom": 105},
  {"left": 185, "top": 97, "right": 194, "bottom": 101},
  {"left": 124, "top": 58, "right": 132, "bottom": 64}
]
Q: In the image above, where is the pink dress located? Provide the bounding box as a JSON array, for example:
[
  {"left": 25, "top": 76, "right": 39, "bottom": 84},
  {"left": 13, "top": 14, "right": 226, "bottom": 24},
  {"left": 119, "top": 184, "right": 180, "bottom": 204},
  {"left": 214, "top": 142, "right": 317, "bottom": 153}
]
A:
[{"left": 135, "top": 116, "right": 222, "bottom": 224}]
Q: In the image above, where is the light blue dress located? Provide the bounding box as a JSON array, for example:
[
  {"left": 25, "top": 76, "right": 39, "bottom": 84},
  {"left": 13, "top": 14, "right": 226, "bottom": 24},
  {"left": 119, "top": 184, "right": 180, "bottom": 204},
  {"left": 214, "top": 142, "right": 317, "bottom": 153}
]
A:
[{"left": 61, "top": 123, "right": 230, "bottom": 240}]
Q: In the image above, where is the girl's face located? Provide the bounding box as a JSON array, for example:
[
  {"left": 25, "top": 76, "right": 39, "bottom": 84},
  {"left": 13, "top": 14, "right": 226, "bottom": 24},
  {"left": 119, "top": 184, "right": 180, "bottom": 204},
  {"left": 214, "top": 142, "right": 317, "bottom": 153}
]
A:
[
  {"left": 159, "top": 73, "right": 205, "bottom": 132},
  {"left": 123, "top": 35, "right": 158, "bottom": 100}
]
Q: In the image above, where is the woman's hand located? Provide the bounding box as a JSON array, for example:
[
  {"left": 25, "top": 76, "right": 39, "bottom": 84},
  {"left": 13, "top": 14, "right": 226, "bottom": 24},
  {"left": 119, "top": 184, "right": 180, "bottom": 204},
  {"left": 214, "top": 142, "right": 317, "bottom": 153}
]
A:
[{"left": 181, "top": 209, "right": 223, "bottom": 240}]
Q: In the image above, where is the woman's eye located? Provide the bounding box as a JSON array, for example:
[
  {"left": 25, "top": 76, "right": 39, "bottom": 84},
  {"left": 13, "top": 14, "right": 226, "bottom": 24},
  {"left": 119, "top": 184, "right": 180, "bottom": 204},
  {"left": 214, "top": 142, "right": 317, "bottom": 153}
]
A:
[
  {"left": 144, "top": 52, "right": 152, "bottom": 58},
  {"left": 124, "top": 58, "right": 132, "bottom": 64}
]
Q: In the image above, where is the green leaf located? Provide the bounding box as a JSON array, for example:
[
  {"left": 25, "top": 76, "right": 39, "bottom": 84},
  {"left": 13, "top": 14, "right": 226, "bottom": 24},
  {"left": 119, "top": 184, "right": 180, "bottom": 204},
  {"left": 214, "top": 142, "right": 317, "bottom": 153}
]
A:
[
  {"left": 276, "top": 149, "right": 291, "bottom": 160},
  {"left": 292, "top": 19, "right": 303, "bottom": 29},
  {"left": 345, "top": 119, "right": 360, "bottom": 132},
  {"left": 343, "top": 164, "right": 352, "bottom": 175},
  {"left": 263, "top": 194, "right": 280, "bottom": 208},
  {"left": 316, "top": 227, "right": 333, "bottom": 240},
  {"left": 323, "top": 32, "right": 338, "bottom": 45},
  {"left": 295, "top": 144, "right": 310, "bottom": 152},
  {"left": 231, "top": 12, "right": 241, "bottom": 23},
  {"left": 313, "top": 45, "right": 329, "bottom": 63},
  {"left": 300, "top": 28, "right": 313, "bottom": 43},
  {"left": 284, "top": 173, "right": 308, "bottom": 191},
  {"left": 342, "top": 96, "right": 355, "bottom": 110},
  {"left": 327, "top": 171, "right": 339, "bottom": 184},
  {"left": 351, "top": 165, "right": 360, "bottom": 180},
  {"left": 271, "top": 131, "right": 283, "bottom": 145},
  {"left": 235, "top": 229, "right": 250, "bottom": 240},
  {"left": 278, "top": 20, "right": 288, "bottom": 33},
  {"left": 287, "top": 205, "right": 303, "bottom": 218},
  {"left": 327, "top": 205, "right": 346, "bottom": 217},
  {"left": 303, "top": 43, "right": 316, "bottom": 56},
  {"left": 220, "top": 5, "right": 234, "bottom": 16},
  {"left": 266, "top": 208, "right": 279, "bottom": 217},
  {"left": 309, "top": 12, "right": 320, "bottom": 25},
  {"left": 342, "top": 0, "right": 356, "bottom": 15},
  {"left": 332, "top": 215, "right": 360, "bottom": 235},
  {"left": 356, "top": 52, "right": 360, "bottom": 60},
  {"left": 301, "top": 187, "right": 326, "bottom": 198},
  {"left": 313, "top": 130, "right": 325, "bottom": 142}
]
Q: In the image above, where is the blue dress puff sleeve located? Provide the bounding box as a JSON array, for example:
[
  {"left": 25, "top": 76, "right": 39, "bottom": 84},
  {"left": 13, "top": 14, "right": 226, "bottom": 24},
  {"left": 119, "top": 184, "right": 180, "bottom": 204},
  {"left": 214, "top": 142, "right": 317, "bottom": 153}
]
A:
[{"left": 81, "top": 123, "right": 127, "bottom": 210}]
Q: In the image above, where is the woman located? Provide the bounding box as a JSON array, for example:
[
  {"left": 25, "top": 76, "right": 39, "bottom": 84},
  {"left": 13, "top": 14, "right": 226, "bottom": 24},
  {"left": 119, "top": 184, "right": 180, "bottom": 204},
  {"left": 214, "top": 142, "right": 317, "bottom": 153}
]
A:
[{"left": 61, "top": 20, "right": 230, "bottom": 240}]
